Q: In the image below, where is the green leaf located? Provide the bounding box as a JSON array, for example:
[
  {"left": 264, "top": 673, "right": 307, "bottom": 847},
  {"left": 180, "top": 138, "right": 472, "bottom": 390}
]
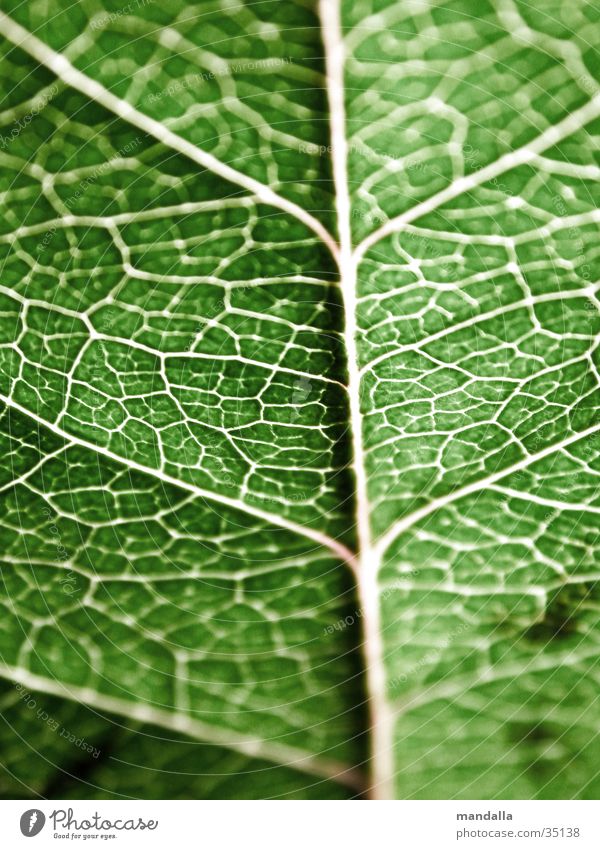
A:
[{"left": 0, "top": 0, "right": 599, "bottom": 800}]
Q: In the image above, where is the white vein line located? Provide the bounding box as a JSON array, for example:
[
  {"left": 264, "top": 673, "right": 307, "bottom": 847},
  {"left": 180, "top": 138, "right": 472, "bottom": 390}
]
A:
[
  {"left": 0, "top": 200, "right": 258, "bottom": 240},
  {"left": 92, "top": 334, "right": 349, "bottom": 390},
  {"left": 355, "top": 92, "right": 600, "bottom": 260},
  {"left": 319, "top": 0, "right": 394, "bottom": 801},
  {"left": 382, "top": 209, "right": 600, "bottom": 248},
  {"left": 0, "top": 10, "right": 340, "bottom": 262},
  {"left": 487, "top": 484, "right": 600, "bottom": 514},
  {"left": 0, "top": 663, "right": 365, "bottom": 791},
  {"left": 374, "top": 420, "right": 600, "bottom": 558},
  {"left": 361, "top": 285, "right": 600, "bottom": 375},
  {"left": 0, "top": 441, "right": 69, "bottom": 494},
  {"left": 0, "top": 392, "right": 356, "bottom": 567},
  {"left": 0, "top": 287, "right": 346, "bottom": 388},
  {"left": 390, "top": 647, "right": 600, "bottom": 716}
]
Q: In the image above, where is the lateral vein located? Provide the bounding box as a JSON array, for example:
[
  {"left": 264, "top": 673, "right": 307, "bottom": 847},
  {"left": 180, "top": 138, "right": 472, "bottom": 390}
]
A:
[
  {"left": 0, "top": 392, "right": 357, "bottom": 567},
  {"left": 0, "top": 663, "right": 367, "bottom": 792},
  {"left": 375, "top": 420, "right": 600, "bottom": 557},
  {"left": 355, "top": 92, "right": 600, "bottom": 259},
  {"left": 0, "top": 10, "right": 340, "bottom": 262}
]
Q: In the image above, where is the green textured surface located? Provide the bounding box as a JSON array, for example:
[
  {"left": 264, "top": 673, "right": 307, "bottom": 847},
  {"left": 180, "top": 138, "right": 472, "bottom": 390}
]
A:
[{"left": 0, "top": 0, "right": 598, "bottom": 799}]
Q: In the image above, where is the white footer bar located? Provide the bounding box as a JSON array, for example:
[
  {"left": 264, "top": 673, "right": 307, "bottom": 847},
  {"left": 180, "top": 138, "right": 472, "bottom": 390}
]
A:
[{"left": 0, "top": 800, "right": 598, "bottom": 848}]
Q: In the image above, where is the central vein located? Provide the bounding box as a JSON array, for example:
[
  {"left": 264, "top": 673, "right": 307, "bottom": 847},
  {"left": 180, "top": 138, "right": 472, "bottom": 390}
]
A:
[{"left": 318, "top": 0, "right": 395, "bottom": 800}]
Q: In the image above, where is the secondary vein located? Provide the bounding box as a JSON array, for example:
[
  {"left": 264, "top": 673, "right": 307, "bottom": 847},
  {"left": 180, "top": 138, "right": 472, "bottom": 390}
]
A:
[
  {"left": 0, "top": 391, "right": 356, "bottom": 567},
  {"left": 0, "top": 10, "right": 340, "bottom": 263}
]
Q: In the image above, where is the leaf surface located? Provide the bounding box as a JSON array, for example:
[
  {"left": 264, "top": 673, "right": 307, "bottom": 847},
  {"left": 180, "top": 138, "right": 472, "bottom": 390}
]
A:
[{"left": 0, "top": 0, "right": 599, "bottom": 799}]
